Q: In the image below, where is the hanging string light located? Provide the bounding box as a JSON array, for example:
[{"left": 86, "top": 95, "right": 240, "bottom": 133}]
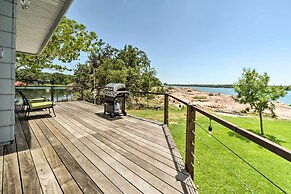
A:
[
  {"left": 208, "top": 119, "right": 213, "bottom": 137},
  {"left": 20, "top": 0, "right": 30, "bottom": 9}
]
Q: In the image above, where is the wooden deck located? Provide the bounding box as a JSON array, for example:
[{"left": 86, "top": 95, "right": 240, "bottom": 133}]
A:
[{"left": 0, "top": 101, "right": 196, "bottom": 194}]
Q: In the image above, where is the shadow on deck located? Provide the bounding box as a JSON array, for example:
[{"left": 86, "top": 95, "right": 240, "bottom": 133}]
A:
[{"left": 0, "top": 101, "right": 197, "bottom": 194}]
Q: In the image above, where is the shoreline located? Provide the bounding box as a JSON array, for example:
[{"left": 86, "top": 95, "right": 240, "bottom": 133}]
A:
[
  {"left": 168, "top": 87, "right": 291, "bottom": 120},
  {"left": 168, "top": 84, "right": 291, "bottom": 91},
  {"left": 169, "top": 85, "right": 291, "bottom": 105}
]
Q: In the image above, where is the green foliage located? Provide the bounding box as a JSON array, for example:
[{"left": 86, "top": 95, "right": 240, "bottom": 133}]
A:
[
  {"left": 16, "top": 16, "right": 100, "bottom": 72},
  {"left": 234, "top": 68, "right": 286, "bottom": 134},
  {"left": 15, "top": 15, "right": 162, "bottom": 93},
  {"left": 16, "top": 69, "right": 73, "bottom": 85},
  {"left": 16, "top": 15, "right": 162, "bottom": 93},
  {"left": 74, "top": 63, "right": 91, "bottom": 89},
  {"left": 81, "top": 44, "right": 161, "bottom": 92},
  {"left": 192, "top": 95, "right": 207, "bottom": 99},
  {"left": 83, "top": 89, "right": 94, "bottom": 103}
]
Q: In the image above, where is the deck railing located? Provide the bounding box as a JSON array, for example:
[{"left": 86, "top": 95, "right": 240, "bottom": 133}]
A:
[
  {"left": 130, "top": 91, "right": 291, "bottom": 190},
  {"left": 16, "top": 87, "right": 291, "bottom": 192},
  {"left": 15, "top": 85, "right": 83, "bottom": 102}
]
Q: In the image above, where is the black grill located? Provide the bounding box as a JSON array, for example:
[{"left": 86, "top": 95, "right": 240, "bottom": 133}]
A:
[{"left": 101, "top": 83, "right": 129, "bottom": 118}]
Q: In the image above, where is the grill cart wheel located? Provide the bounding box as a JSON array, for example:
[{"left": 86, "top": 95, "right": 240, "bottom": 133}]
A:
[
  {"left": 110, "top": 113, "right": 114, "bottom": 118},
  {"left": 122, "top": 111, "right": 127, "bottom": 116}
]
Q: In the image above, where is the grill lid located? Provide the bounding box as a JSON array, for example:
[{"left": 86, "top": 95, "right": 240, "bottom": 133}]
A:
[
  {"left": 104, "top": 83, "right": 126, "bottom": 91},
  {"left": 101, "top": 83, "right": 127, "bottom": 97}
]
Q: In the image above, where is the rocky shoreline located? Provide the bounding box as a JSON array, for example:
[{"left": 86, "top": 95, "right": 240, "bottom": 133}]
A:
[{"left": 168, "top": 87, "right": 291, "bottom": 120}]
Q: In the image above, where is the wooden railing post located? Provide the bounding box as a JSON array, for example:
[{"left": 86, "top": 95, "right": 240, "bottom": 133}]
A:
[
  {"left": 185, "top": 105, "right": 195, "bottom": 180},
  {"left": 164, "top": 94, "right": 169, "bottom": 125},
  {"left": 50, "top": 86, "right": 54, "bottom": 102}
]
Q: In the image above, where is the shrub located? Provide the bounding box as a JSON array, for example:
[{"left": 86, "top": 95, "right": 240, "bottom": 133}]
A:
[{"left": 192, "top": 95, "right": 207, "bottom": 99}]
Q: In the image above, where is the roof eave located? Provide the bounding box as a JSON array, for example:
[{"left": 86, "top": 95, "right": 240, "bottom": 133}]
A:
[{"left": 36, "top": 0, "right": 73, "bottom": 55}]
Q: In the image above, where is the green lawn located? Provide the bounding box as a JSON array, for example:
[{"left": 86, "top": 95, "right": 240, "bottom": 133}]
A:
[{"left": 128, "top": 106, "right": 291, "bottom": 193}]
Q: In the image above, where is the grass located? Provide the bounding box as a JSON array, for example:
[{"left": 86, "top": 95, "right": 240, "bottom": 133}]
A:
[{"left": 128, "top": 106, "right": 291, "bottom": 193}]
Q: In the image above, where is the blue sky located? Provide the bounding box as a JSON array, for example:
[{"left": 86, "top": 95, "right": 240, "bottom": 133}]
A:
[{"left": 66, "top": 0, "right": 291, "bottom": 85}]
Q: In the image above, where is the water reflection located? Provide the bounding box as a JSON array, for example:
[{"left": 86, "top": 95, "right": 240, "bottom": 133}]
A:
[{"left": 16, "top": 86, "right": 74, "bottom": 102}]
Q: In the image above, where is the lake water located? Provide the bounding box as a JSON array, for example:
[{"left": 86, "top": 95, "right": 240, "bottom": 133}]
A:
[
  {"left": 189, "top": 86, "right": 291, "bottom": 105},
  {"left": 16, "top": 86, "right": 74, "bottom": 102}
]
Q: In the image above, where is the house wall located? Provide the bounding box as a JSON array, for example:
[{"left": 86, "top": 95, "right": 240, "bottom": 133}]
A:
[{"left": 0, "top": 0, "right": 16, "bottom": 145}]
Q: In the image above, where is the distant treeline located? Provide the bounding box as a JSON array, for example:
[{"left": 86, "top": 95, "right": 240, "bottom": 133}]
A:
[
  {"left": 166, "top": 83, "right": 291, "bottom": 91},
  {"left": 16, "top": 69, "right": 74, "bottom": 85}
]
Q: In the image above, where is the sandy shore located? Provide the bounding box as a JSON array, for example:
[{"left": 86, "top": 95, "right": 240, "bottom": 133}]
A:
[{"left": 168, "top": 87, "right": 291, "bottom": 120}]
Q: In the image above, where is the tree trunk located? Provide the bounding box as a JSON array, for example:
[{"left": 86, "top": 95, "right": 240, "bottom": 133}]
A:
[{"left": 259, "top": 111, "right": 264, "bottom": 135}]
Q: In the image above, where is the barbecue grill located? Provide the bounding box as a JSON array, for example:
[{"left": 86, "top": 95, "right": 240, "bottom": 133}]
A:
[{"left": 101, "top": 83, "right": 129, "bottom": 118}]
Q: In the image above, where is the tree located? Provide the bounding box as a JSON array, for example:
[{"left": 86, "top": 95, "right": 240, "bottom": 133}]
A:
[
  {"left": 234, "top": 68, "right": 286, "bottom": 135},
  {"left": 16, "top": 69, "right": 74, "bottom": 85},
  {"left": 88, "top": 44, "right": 161, "bottom": 91},
  {"left": 16, "top": 16, "right": 101, "bottom": 72},
  {"left": 16, "top": 68, "right": 40, "bottom": 84},
  {"left": 74, "top": 63, "right": 91, "bottom": 89}
]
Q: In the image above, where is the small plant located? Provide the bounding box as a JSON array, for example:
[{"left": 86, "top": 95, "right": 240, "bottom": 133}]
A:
[
  {"left": 192, "top": 95, "right": 207, "bottom": 100},
  {"left": 240, "top": 107, "right": 250, "bottom": 114},
  {"left": 83, "top": 89, "right": 94, "bottom": 103}
]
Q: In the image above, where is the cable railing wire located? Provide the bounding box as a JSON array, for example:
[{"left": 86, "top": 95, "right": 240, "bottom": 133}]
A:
[
  {"left": 191, "top": 149, "right": 236, "bottom": 193},
  {"left": 192, "top": 129, "right": 253, "bottom": 193},
  {"left": 192, "top": 153, "right": 220, "bottom": 193},
  {"left": 194, "top": 120, "right": 287, "bottom": 194}
]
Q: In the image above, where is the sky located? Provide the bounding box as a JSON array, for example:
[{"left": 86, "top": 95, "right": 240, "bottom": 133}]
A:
[{"left": 66, "top": 0, "right": 291, "bottom": 85}]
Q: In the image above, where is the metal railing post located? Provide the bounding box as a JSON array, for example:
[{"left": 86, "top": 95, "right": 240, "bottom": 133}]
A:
[
  {"left": 164, "top": 93, "right": 169, "bottom": 125},
  {"left": 185, "top": 105, "right": 195, "bottom": 180},
  {"left": 50, "top": 86, "right": 54, "bottom": 102}
]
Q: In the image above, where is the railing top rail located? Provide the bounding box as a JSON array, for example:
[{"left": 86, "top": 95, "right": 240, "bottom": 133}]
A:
[
  {"left": 193, "top": 106, "right": 291, "bottom": 162},
  {"left": 15, "top": 85, "right": 81, "bottom": 89},
  {"left": 129, "top": 90, "right": 291, "bottom": 162},
  {"left": 130, "top": 91, "right": 189, "bottom": 105},
  {"left": 168, "top": 94, "right": 189, "bottom": 105},
  {"left": 16, "top": 85, "right": 79, "bottom": 88},
  {"left": 130, "top": 91, "right": 165, "bottom": 95}
]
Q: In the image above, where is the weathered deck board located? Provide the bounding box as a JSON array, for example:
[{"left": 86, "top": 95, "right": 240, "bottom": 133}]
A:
[
  {"left": 15, "top": 114, "right": 43, "bottom": 194},
  {"left": 0, "top": 101, "right": 197, "bottom": 194},
  {"left": 58, "top": 103, "right": 182, "bottom": 157},
  {"left": 0, "top": 147, "right": 3, "bottom": 193},
  {"left": 54, "top": 108, "right": 167, "bottom": 193},
  {"left": 50, "top": 112, "right": 141, "bottom": 194},
  {"left": 105, "top": 130, "right": 177, "bottom": 168},
  {"left": 99, "top": 131, "right": 179, "bottom": 176},
  {"left": 30, "top": 116, "right": 82, "bottom": 194},
  {"left": 27, "top": 119, "right": 63, "bottom": 194},
  {"left": 37, "top": 114, "right": 102, "bottom": 193},
  {"left": 37, "top": 113, "right": 116, "bottom": 194},
  {"left": 3, "top": 140, "right": 22, "bottom": 193},
  {"left": 57, "top": 105, "right": 178, "bottom": 173},
  {"left": 93, "top": 133, "right": 185, "bottom": 193}
]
